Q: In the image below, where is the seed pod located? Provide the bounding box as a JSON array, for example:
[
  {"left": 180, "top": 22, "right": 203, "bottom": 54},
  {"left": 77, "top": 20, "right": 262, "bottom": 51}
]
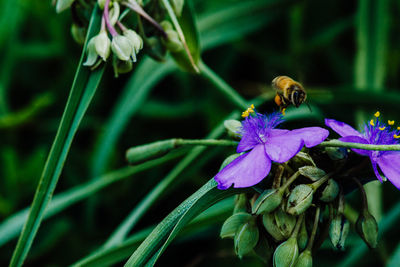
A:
[
  {"left": 252, "top": 189, "right": 283, "bottom": 215},
  {"left": 234, "top": 216, "right": 259, "bottom": 258},
  {"left": 329, "top": 214, "right": 350, "bottom": 250},
  {"left": 220, "top": 212, "right": 252, "bottom": 239},
  {"left": 224, "top": 119, "right": 242, "bottom": 139},
  {"left": 319, "top": 179, "right": 339, "bottom": 202},
  {"left": 356, "top": 210, "right": 378, "bottom": 249},
  {"left": 273, "top": 237, "right": 299, "bottom": 267},
  {"left": 263, "top": 207, "right": 296, "bottom": 241},
  {"left": 287, "top": 185, "right": 314, "bottom": 216},
  {"left": 298, "top": 166, "right": 326, "bottom": 182},
  {"left": 294, "top": 249, "right": 312, "bottom": 267}
]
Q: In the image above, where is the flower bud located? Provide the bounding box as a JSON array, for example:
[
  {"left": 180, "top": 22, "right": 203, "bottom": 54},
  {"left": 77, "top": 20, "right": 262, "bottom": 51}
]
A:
[
  {"left": 287, "top": 184, "right": 314, "bottom": 216},
  {"left": 356, "top": 210, "right": 378, "bottom": 249},
  {"left": 299, "top": 166, "right": 326, "bottom": 182},
  {"left": 291, "top": 152, "right": 316, "bottom": 168},
  {"left": 98, "top": 0, "right": 106, "bottom": 9},
  {"left": 109, "top": 2, "right": 120, "bottom": 26},
  {"left": 252, "top": 189, "right": 283, "bottom": 215},
  {"left": 263, "top": 207, "right": 296, "bottom": 241},
  {"left": 234, "top": 193, "right": 248, "bottom": 213},
  {"left": 220, "top": 212, "right": 252, "bottom": 239},
  {"left": 124, "top": 29, "right": 143, "bottom": 54},
  {"left": 329, "top": 214, "right": 349, "bottom": 250},
  {"left": 94, "top": 31, "right": 111, "bottom": 61},
  {"left": 83, "top": 37, "right": 98, "bottom": 67},
  {"left": 273, "top": 237, "right": 299, "bottom": 267},
  {"left": 234, "top": 216, "right": 259, "bottom": 258},
  {"left": 160, "top": 20, "right": 173, "bottom": 31},
  {"left": 163, "top": 29, "right": 184, "bottom": 52},
  {"left": 294, "top": 249, "right": 312, "bottom": 267},
  {"left": 71, "top": 24, "right": 86, "bottom": 45},
  {"left": 111, "top": 35, "right": 133, "bottom": 61},
  {"left": 126, "top": 139, "right": 176, "bottom": 165},
  {"left": 298, "top": 220, "right": 308, "bottom": 251},
  {"left": 224, "top": 119, "right": 242, "bottom": 139},
  {"left": 171, "top": 0, "right": 184, "bottom": 16},
  {"left": 319, "top": 179, "right": 339, "bottom": 202},
  {"left": 325, "top": 146, "right": 347, "bottom": 160},
  {"left": 112, "top": 57, "right": 133, "bottom": 77}
]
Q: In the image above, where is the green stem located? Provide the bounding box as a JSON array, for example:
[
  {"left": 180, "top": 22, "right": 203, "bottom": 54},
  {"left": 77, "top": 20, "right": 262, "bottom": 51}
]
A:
[
  {"left": 291, "top": 213, "right": 305, "bottom": 239},
  {"left": 306, "top": 206, "right": 320, "bottom": 252},
  {"left": 351, "top": 177, "right": 369, "bottom": 211},
  {"left": 199, "top": 61, "right": 249, "bottom": 110},
  {"left": 310, "top": 173, "right": 333, "bottom": 190},
  {"left": 279, "top": 171, "right": 301, "bottom": 193},
  {"left": 319, "top": 140, "right": 400, "bottom": 151}
]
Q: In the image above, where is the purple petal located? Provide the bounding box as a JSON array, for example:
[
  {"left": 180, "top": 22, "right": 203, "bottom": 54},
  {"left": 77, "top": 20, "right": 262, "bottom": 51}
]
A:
[
  {"left": 339, "top": 136, "right": 370, "bottom": 156},
  {"left": 264, "top": 134, "right": 304, "bottom": 163},
  {"left": 371, "top": 160, "right": 383, "bottom": 182},
  {"left": 377, "top": 152, "right": 400, "bottom": 189},
  {"left": 215, "top": 144, "right": 271, "bottom": 189},
  {"left": 325, "top": 119, "right": 362, "bottom": 137},
  {"left": 286, "top": 127, "right": 330, "bottom": 147},
  {"left": 269, "top": 129, "right": 290, "bottom": 137},
  {"left": 237, "top": 134, "right": 259, "bottom": 153}
]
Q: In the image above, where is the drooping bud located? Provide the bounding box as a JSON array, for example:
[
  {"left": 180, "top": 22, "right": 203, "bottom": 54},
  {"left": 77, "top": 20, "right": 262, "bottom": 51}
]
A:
[
  {"left": 319, "top": 179, "right": 339, "bottom": 202},
  {"left": 111, "top": 35, "right": 133, "bottom": 61},
  {"left": 287, "top": 184, "right": 314, "bottom": 216},
  {"left": 109, "top": 1, "right": 120, "bottom": 26},
  {"left": 83, "top": 37, "right": 99, "bottom": 67},
  {"left": 171, "top": 0, "right": 184, "bottom": 16},
  {"left": 356, "top": 210, "right": 378, "bottom": 249},
  {"left": 234, "top": 193, "right": 248, "bottom": 213},
  {"left": 273, "top": 237, "right": 299, "bottom": 267},
  {"left": 297, "top": 219, "right": 308, "bottom": 251},
  {"left": 263, "top": 207, "right": 296, "bottom": 241},
  {"left": 294, "top": 249, "right": 312, "bottom": 267},
  {"left": 325, "top": 146, "right": 347, "bottom": 160},
  {"left": 252, "top": 189, "right": 283, "bottom": 215},
  {"left": 224, "top": 119, "right": 242, "bottom": 139},
  {"left": 234, "top": 216, "right": 259, "bottom": 258},
  {"left": 220, "top": 212, "right": 252, "bottom": 239},
  {"left": 94, "top": 31, "right": 111, "bottom": 61},
  {"left": 124, "top": 29, "right": 143, "bottom": 54},
  {"left": 329, "top": 214, "right": 350, "bottom": 250},
  {"left": 71, "top": 24, "right": 86, "bottom": 45},
  {"left": 298, "top": 166, "right": 326, "bottom": 182}
]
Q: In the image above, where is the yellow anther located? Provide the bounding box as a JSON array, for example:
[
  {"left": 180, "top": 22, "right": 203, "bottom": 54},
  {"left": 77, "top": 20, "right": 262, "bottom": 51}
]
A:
[
  {"left": 397, "top": 126, "right": 400, "bottom": 130},
  {"left": 241, "top": 110, "right": 249, "bottom": 118},
  {"left": 379, "top": 126, "right": 386, "bottom": 131},
  {"left": 281, "top": 108, "right": 286, "bottom": 115},
  {"left": 374, "top": 111, "right": 380, "bottom": 117},
  {"left": 369, "top": 119, "right": 375, "bottom": 126},
  {"left": 250, "top": 104, "right": 255, "bottom": 109},
  {"left": 388, "top": 120, "right": 395, "bottom": 125},
  {"left": 394, "top": 134, "right": 400, "bottom": 139}
]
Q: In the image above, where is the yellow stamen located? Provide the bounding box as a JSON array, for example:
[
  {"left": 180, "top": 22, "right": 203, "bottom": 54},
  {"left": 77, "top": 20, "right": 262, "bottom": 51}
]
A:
[
  {"left": 369, "top": 119, "right": 375, "bottom": 126},
  {"left": 374, "top": 111, "right": 380, "bottom": 117},
  {"left": 388, "top": 120, "right": 395, "bottom": 125},
  {"left": 379, "top": 126, "right": 386, "bottom": 130},
  {"left": 394, "top": 134, "right": 400, "bottom": 139},
  {"left": 397, "top": 126, "right": 400, "bottom": 130},
  {"left": 250, "top": 104, "right": 255, "bottom": 109},
  {"left": 241, "top": 110, "right": 249, "bottom": 118},
  {"left": 281, "top": 108, "right": 286, "bottom": 115}
]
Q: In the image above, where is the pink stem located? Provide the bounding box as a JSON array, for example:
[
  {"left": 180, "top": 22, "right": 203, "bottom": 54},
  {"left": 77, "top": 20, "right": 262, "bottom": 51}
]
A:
[{"left": 104, "top": 0, "right": 118, "bottom": 36}]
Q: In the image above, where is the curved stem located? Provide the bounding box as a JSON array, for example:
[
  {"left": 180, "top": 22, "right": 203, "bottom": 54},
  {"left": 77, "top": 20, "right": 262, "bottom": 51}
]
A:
[
  {"left": 104, "top": 0, "right": 118, "bottom": 36},
  {"left": 319, "top": 139, "right": 400, "bottom": 151},
  {"left": 351, "top": 177, "right": 369, "bottom": 211}
]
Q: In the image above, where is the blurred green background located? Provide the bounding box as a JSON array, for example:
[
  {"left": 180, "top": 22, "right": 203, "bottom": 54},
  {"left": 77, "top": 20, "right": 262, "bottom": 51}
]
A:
[{"left": 1, "top": 0, "right": 400, "bottom": 266}]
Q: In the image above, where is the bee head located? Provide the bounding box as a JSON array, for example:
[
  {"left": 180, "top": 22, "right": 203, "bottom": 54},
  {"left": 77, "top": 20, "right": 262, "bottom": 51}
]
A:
[{"left": 290, "top": 86, "right": 306, "bottom": 107}]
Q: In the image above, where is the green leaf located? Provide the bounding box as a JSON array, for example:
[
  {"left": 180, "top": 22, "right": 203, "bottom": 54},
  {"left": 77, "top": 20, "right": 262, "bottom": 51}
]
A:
[
  {"left": 9, "top": 6, "right": 104, "bottom": 267},
  {"left": 124, "top": 179, "right": 249, "bottom": 266}
]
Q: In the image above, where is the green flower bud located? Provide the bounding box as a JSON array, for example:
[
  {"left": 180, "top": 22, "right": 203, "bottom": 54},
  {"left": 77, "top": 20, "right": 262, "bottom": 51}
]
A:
[
  {"left": 252, "top": 189, "right": 283, "bottom": 215},
  {"left": 83, "top": 37, "right": 99, "bottom": 67},
  {"left": 298, "top": 220, "right": 308, "bottom": 251},
  {"left": 263, "top": 207, "right": 296, "bottom": 241},
  {"left": 234, "top": 193, "right": 248, "bottom": 214},
  {"left": 356, "top": 210, "right": 378, "bottom": 249},
  {"left": 219, "top": 154, "right": 241, "bottom": 171},
  {"left": 112, "top": 56, "right": 133, "bottom": 77},
  {"left": 109, "top": 2, "right": 120, "bottom": 26},
  {"left": 325, "top": 146, "right": 347, "bottom": 160},
  {"left": 319, "top": 179, "right": 339, "bottom": 202},
  {"left": 111, "top": 35, "right": 133, "bottom": 61},
  {"left": 273, "top": 237, "right": 299, "bottom": 267},
  {"left": 298, "top": 166, "right": 326, "bottom": 182},
  {"left": 126, "top": 139, "right": 177, "bottom": 164},
  {"left": 160, "top": 20, "right": 173, "bottom": 31},
  {"left": 220, "top": 212, "right": 252, "bottom": 239},
  {"left": 71, "top": 24, "right": 86, "bottom": 45},
  {"left": 163, "top": 29, "right": 184, "bottom": 52},
  {"left": 171, "top": 0, "right": 184, "bottom": 16},
  {"left": 94, "top": 31, "right": 111, "bottom": 61},
  {"left": 329, "top": 214, "right": 350, "bottom": 250},
  {"left": 123, "top": 29, "right": 143, "bottom": 54},
  {"left": 234, "top": 216, "right": 259, "bottom": 258},
  {"left": 224, "top": 119, "right": 242, "bottom": 139},
  {"left": 291, "top": 152, "right": 316, "bottom": 168},
  {"left": 286, "top": 185, "right": 314, "bottom": 216},
  {"left": 294, "top": 250, "right": 312, "bottom": 267}
]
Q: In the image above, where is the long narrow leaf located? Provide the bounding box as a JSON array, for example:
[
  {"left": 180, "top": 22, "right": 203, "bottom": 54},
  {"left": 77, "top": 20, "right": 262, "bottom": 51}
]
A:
[{"left": 9, "top": 6, "right": 104, "bottom": 267}]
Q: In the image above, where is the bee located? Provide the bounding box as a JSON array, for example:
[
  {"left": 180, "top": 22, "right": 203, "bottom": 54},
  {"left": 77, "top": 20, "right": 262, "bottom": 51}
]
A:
[{"left": 272, "top": 76, "right": 308, "bottom": 113}]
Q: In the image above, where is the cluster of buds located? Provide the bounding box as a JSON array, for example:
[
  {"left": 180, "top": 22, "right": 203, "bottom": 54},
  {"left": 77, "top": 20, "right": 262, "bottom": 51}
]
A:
[
  {"left": 220, "top": 120, "right": 379, "bottom": 266},
  {"left": 55, "top": 0, "right": 187, "bottom": 76}
]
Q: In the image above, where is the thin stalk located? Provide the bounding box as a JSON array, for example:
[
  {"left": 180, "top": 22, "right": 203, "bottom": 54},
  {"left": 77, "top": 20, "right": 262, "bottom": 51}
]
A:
[
  {"left": 306, "top": 206, "right": 321, "bottom": 252},
  {"left": 279, "top": 171, "right": 301, "bottom": 193},
  {"left": 291, "top": 213, "right": 305, "bottom": 239},
  {"left": 319, "top": 140, "right": 400, "bottom": 151},
  {"left": 199, "top": 61, "right": 249, "bottom": 110},
  {"left": 351, "top": 177, "right": 369, "bottom": 211},
  {"left": 310, "top": 173, "right": 333, "bottom": 191}
]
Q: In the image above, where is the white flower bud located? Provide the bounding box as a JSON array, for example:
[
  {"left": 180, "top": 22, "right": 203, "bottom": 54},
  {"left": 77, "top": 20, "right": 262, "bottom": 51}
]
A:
[
  {"left": 109, "top": 2, "right": 120, "bottom": 26},
  {"left": 123, "top": 29, "right": 143, "bottom": 54},
  {"left": 111, "top": 35, "right": 133, "bottom": 61},
  {"left": 94, "top": 31, "right": 111, "bottom": 61},
  {"left": 97, "top": 0, "right": 106, "bottom": 9},
  {"left": 83, "top": 37, "right": 98, "bottom": 67}
]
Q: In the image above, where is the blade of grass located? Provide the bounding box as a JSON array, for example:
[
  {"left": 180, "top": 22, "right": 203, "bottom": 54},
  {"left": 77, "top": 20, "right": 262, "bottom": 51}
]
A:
[
  {"left": 0, "top": 150, "right": 184, "bottom": 247},
  {"left": 102, "top": 111, "right": 239, "bottom": 248},
  {"left": 9, "top": 6, "right": 104, "bottom": 267}
]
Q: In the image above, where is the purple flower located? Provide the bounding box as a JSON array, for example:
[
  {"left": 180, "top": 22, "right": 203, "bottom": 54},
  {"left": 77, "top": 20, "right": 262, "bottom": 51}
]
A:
[
  {"left": 215, "top": 112, "right": 329, "bottom": 190},
  {"left": 325, "top": 115, "right": 400, "bottom": 189}
]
